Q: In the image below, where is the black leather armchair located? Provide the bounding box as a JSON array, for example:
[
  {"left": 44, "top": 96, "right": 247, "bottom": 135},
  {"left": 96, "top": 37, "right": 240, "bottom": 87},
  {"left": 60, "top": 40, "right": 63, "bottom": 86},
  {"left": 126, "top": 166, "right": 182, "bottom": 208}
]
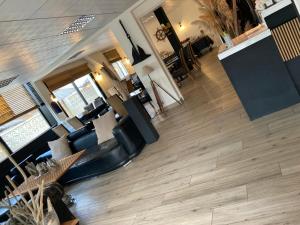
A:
[
  {"left": 113, "top": 117, "right": 145, "bottom": 158},
  {"left": 58, "top": 116, "right": 145, "bottom": 184}
]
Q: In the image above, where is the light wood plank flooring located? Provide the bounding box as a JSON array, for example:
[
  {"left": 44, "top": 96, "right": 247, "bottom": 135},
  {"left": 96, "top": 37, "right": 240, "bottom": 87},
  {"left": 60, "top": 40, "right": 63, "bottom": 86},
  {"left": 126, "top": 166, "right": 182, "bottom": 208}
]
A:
[{"left": 67, "top": 49, "right": 300, "bottom": 225}]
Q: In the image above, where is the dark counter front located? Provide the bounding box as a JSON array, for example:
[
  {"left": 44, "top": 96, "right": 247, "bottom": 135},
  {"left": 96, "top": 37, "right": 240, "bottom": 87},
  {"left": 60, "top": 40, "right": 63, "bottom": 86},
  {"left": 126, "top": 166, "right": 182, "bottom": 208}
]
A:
[{"left": 220, "top": 35, "right": 300, "bottom": 120}]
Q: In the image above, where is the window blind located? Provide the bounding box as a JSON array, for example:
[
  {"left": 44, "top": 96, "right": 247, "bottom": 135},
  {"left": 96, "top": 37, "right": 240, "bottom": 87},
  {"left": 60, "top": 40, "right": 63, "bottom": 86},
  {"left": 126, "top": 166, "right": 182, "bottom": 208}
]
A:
[
  {"left": 0, "top": 96, "right": 14, "bottom": 124},
  {"left": 43, "top": 64, "right": 91, "bottom": 91},
  {"left": 1, "top": 85, "right": 36, "bottom": 115},
  {"left": 103, "top": 49, "right": 122, "bottom": 63}
]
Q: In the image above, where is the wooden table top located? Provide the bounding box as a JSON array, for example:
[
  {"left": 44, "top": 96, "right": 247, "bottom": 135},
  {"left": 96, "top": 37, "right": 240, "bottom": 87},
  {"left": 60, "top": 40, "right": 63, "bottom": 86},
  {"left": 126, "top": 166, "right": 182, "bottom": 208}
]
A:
[
  {"left": 61, "top": 219, "right": 79, "bottom": 225},
  {"left": 12, "top": 151, "right": 85, "bottom": 196}
]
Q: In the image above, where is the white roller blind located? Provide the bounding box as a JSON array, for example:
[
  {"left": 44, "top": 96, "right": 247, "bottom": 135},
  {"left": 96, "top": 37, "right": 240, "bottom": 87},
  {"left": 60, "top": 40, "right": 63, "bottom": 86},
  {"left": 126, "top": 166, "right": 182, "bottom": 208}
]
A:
[{"left": 1, "top": 85, "right": 36, "bottom": 115}]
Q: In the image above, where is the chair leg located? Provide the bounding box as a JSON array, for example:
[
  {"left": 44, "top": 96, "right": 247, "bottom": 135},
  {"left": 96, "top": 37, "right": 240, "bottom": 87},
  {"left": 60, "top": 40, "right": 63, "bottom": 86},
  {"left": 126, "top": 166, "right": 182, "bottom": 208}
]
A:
[
  {"left": 193, "top": 58, "right": 202, "bottom": 71},
  {"left": 187, "top": 72, "right": 194, "bottom": 81}
]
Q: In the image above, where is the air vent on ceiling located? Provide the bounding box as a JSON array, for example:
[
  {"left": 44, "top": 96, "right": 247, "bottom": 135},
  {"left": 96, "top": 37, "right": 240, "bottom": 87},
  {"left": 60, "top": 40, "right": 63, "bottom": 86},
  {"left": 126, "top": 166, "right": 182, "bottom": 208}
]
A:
[
  {"left": 68, "top": 50, "right": 85, "bottom": 60},
  {"left": 61, "top": 15, "right": 95, "bottom": 35},
  {"left": 0, "top": 76, "right": 19, "bottom": 89}
]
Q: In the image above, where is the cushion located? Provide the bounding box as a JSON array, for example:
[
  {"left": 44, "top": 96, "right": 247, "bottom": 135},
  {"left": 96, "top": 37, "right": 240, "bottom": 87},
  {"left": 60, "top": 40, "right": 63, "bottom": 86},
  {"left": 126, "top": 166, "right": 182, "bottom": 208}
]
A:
[
  {"left": 67, "top": 117, "right": 84, "bottom": 130},
  {"left": 48, "top": 135, "right": 72, "bottom": 160},
  {"left": 52, "top": 125, "right": 69, "bottom": 137},
  {"left": 93, "top": 111, "right": 117, "bottom": 144}
]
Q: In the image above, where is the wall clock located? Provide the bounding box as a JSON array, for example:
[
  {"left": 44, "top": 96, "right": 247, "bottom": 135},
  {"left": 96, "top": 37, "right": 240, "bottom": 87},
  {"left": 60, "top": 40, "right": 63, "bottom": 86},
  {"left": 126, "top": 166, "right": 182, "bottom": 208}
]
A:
[{"left": 155, "top": 28, "right": 167, "bottom": 41}]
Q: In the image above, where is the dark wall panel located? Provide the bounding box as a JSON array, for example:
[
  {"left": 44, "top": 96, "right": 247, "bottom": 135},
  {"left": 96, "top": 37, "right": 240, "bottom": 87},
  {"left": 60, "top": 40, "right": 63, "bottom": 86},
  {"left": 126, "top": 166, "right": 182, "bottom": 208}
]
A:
[{"left": 221, "top": 36, "right": 300, "bottom": 120}]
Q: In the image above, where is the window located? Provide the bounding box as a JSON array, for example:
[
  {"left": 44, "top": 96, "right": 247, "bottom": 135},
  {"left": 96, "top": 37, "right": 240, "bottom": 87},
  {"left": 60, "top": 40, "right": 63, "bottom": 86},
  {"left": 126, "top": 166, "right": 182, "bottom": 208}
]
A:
[
  {"left": 0, "top": 86, "right": 51, "bottom": 154},
  {"left": 53, "top": 83, "right": 86, "bottom": 117},
  {"left": 53, "top": 74, "right": 105, "bottom": 117},
  {"left": 0, "top": 109, "right": 50, "bottom": 152},
  {"left": 112, "top": 60, "right": 129, "bottom": 80},
  {"left": 74, "top": 75, "right": 103, "bottom": 104}
]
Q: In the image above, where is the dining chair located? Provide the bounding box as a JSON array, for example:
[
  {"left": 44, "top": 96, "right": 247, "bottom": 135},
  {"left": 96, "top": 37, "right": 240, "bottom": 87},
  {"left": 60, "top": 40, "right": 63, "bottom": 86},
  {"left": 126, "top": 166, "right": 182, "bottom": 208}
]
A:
[
  {"left": 107, "top": 94, "right": 128, "bottom": 117},
  {"left": 187, "top": 42, "right": 202, "bottom": 71},
  {"left": 179, "top": 48, "right": 194, "bottom": 81}
]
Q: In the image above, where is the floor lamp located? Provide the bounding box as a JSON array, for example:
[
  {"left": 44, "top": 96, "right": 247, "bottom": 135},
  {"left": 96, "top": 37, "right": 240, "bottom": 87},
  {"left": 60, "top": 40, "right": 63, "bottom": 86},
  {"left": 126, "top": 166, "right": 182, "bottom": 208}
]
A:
[{"left": 143, "top": 66, "right": 182, "bottom": 113}]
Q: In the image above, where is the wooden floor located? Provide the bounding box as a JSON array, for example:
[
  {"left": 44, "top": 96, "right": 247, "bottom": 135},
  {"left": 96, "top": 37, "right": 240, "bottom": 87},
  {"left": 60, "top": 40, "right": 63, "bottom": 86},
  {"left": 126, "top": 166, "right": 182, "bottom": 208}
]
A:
[{"left": 67, "top": 49, "right": 300, "bottom": 225}]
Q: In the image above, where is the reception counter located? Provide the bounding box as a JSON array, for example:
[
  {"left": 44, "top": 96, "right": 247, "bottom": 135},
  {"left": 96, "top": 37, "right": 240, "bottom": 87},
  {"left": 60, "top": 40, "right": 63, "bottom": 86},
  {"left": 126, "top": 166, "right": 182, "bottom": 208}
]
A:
[{"left": 218, "top": 1, "right": 300, "bottom": 120}]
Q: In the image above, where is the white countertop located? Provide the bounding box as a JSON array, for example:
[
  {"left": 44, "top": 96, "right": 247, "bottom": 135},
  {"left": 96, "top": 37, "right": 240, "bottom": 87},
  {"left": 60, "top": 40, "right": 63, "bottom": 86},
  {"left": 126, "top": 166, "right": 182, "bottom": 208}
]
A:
[{"left": 218, "top": 25, "right": 272, "bottom": 60}]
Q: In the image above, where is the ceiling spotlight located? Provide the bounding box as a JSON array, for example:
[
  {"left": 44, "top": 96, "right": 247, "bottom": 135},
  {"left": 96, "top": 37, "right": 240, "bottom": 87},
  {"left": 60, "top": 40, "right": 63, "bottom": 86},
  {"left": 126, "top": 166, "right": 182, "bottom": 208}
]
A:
[{"left": 61, "top": 15, "right": 95, "bottom": 35}]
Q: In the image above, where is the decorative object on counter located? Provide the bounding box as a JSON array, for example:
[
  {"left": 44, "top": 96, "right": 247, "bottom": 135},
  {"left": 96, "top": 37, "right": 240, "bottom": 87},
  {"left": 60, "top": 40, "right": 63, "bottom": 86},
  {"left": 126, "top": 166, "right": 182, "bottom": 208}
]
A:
[
  {"left": 194, "top": 0, "right": 258, "bottom": 38},
  {"left": 119, "top": 20, "right": 151, "bottom": 65},
  {"left": 222, "top": 32, "right": 234, "bottom": 48},
  {"left": 0, "top": 148, "right": 60, "bottom": 225},
  {"left": 255, "top": 0, "right": 282, "bottom": 10},
  {"left": 194, "top": 0, "right": 236, "bottom": 37},
  {"left": 143, "top": 66, "right": 182, "bottom": 113},
  {"left": 43, "top": 198, "right": 60, "bottom": 225}
]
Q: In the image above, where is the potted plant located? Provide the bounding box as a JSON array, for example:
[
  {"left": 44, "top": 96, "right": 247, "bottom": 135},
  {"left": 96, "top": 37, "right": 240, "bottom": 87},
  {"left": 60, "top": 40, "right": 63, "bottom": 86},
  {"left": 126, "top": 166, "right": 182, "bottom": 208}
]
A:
[
  {"left": 0, "top": 148, "right": 59, "bottom": 225},
  {"left": 193, "top": 0, "right": 237, "bottom": 42}
]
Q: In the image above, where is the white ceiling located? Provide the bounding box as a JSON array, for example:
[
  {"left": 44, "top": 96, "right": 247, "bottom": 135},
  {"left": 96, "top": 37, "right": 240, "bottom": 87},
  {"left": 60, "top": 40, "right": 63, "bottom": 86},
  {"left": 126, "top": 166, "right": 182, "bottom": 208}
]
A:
[
  {"left": 63, "top": 29, "right": 120, "bottom": 65},
  {"left": 0, "top": 0, "right": 138, "bottom": 86}
]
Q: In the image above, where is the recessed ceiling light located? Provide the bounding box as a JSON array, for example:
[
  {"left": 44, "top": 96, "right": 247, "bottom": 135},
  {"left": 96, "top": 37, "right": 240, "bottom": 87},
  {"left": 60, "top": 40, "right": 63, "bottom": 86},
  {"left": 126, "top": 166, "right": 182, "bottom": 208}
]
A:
[{"left": 61, "top": 15, "right": 95, "bottom": 35}]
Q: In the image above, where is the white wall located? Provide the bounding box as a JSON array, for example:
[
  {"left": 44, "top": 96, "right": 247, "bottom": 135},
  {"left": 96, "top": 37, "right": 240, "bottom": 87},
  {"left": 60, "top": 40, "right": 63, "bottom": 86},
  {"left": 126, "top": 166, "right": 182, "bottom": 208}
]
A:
[
  {"left": 109, "top": 0, "right": 183, "bottom": 108},
  {"left": 294, "top": 0, "right": 300, "bottom": 12}
]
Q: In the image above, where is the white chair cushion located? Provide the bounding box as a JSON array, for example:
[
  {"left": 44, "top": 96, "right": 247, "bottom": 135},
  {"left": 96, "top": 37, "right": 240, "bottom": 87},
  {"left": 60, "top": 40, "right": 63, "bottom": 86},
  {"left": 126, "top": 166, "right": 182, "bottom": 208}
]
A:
[
  {"left": 48, "top": 135, "right": 72, "bottom": 160},
  {"left": 93, "top": 111, "right": 117, "bottom": 145}
]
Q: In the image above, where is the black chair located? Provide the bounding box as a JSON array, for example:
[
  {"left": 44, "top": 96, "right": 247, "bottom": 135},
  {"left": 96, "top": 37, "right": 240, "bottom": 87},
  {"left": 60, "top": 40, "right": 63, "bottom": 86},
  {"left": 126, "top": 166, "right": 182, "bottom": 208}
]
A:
[
  {"left": 169, "top": 48, "right": 194, "bottom": 86},
  {"left": 192, "top": 36, "right": 214, "bottom": 56},
  {"left": 186, "top": 42, "right": 202, "bottom": 71},
  {"left": 79, "top": 102, "right": 109, "bottom": 124}
]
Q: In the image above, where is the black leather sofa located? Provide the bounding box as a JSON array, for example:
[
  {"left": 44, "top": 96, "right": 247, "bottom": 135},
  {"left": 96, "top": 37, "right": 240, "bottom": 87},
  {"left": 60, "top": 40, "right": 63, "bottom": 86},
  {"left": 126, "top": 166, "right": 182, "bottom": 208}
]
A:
[
  {"left": 37, "top": 116, "right": 145, "bottom": 185},
  {"left": 192, "top": 36, "right": 214, "bottom": 56}
]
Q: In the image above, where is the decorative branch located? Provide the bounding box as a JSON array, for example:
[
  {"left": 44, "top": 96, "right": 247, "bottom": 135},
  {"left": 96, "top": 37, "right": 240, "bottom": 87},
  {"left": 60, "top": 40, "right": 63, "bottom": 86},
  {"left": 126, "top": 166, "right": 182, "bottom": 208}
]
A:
[{"left": 0, "top": 148, "right": 47, "bottom": 224}]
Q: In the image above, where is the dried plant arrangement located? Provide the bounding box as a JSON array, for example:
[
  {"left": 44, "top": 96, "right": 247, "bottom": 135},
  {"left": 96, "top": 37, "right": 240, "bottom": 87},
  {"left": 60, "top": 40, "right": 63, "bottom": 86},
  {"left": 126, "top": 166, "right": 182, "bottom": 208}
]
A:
[
  {"left": 0, "top": 149, "right": 59, "bottom": 225},
  {"left": 193, "top": 0, "right": 237, "bottom": 37}
]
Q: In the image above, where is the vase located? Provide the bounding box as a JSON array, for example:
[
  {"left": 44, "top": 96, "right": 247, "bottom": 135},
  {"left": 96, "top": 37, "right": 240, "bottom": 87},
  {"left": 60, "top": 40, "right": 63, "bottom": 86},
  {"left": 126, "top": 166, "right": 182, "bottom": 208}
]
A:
[
  {"left": 222, "top": 32, "right": 233, "bottom": 48},
  {"left": 44, "top": 198, "right": 60, "bottom": 225}
]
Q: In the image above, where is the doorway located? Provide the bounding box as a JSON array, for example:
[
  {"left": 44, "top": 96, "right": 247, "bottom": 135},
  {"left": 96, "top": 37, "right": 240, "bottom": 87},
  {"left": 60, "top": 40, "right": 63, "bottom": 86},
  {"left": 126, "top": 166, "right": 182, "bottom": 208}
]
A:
[{"left": 140, "top": 0, "right": 219, "bottom": 95}]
